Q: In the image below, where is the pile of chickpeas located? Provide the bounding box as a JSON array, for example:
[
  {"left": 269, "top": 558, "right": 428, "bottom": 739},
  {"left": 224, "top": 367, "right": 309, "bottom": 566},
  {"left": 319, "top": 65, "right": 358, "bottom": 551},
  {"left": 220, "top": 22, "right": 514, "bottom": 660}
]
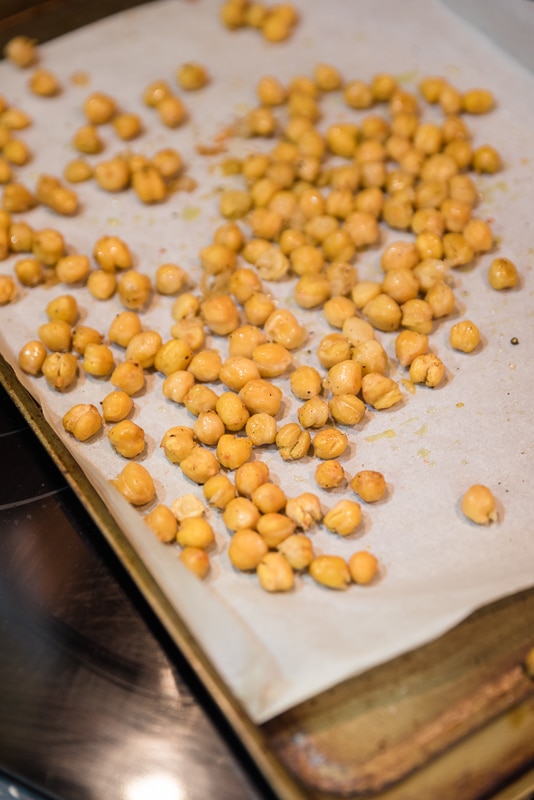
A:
[{"left": 1, "top": 24, "right": 513, "bottom": 594}]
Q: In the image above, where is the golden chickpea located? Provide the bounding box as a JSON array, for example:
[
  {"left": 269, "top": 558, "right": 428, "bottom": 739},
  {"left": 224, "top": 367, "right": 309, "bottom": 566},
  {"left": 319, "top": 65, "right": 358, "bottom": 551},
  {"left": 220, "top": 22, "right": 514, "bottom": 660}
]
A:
[
  {"left": 8, "top": 220, "right": 33, "bottom": 252},
  {"left": 87, "top": 269, "right": 117, "bottom": 300},
  {"left": 154, "top": 339, "right": 193, "bottom": 376},
  {"left": 179, "top": 547, "right": 210, "bottom": 579},
  {"left": 462, "top": 218, "right": 493, "bottom": 253},
  {"left": 276, "top": 533, "right": 314, "bottom": 571},
  {"left": 413, "top": 258, "right": 449, "bottom": 292},
  {"left": 223, "top": 496, "right": 261, "bottom": 532},
  {"left": 462, "top": 88, "right": 495, "bottom": 114},
  {"left": 472, "top": 144, "right": 502, "bottom": 174},
  {"left": 94, "top": 157, "right": 130, "bottom": 192},
  {"left": 31, "top": 227, "right": 63, "bottom": 265},
  {"left": 73, "top": 124, "right": 103, "bottom": 154},
  {"left": 219, "top": 188, "right": 252, "bottom": 220},
  {"left": 202, "top": 474, "right": 236, "bottom": 510},
  {"left": 215, "top": 391, "right": 249, "bottom": 431},
  {"left": 449, "top": 320, "right": 481, "bottom": 353},
  {"left": 309, "top": 555, "right": 351, "bottom": 590},
  {"left": 314, "top": 459, "right": 345, "bottom": 489},
  {"left": 312, "top": 428, "right": 348, "bottom": 460},
  {"left": 216, "top": 434, "right": 253, "bottom": 470},
  {"left": 171, "top": 318, "right": 205, "bottom": 352},
  {"left": 411, "top": 208, "right": 446, "bottom": 238},
  {"left": 192, "top": 411, "right": 224, "bottom": 446},
  {"left": 64, "top": 158, "right": 93, "bottom": 183},
  {"left": 55, "top": 254, "right": 91, "bottom": 284},
  {"left": 256, "top": 512, "right": 296, "bottom": 549},
  {"left": 323, "top": 296, "right": 357, "bottom": 330},
  {"left": 349, "top": 551, "right": 379, "bottom": 585},
  {"left": 219, "top": 356, "right": 260, "bottom": 392},
  {"left": 2, "top": 182, "right": 36, "bottom": 213},
  {"left": 112, "top": 462, "right": 155, "bottom": 506},
  {"left": 151, "top": 148, "right": 183, "bottom": 180},
  {"left": 160, "top": 426, "right": 196, "bottom": 464},
  {"left": 350, "top": 470, "right": 386, "bottom": 503},
  {"left": 4, "top": 35, "right": 37, "bottom": 67},
  {"left": 228, "top": 325, "right": 265, "bottom": 358},
  {"left": 108, "top": 310, "right": 142, "bottom": 348},
  {"left": 229, "top": 529, "right": 268, "bottom": 572},
  {"left": 395, "top": 330, "right": 429, "bottom": 367},
  {"left": 251, "top": 342, "right": 291, "bottom": 379},
  {"left": 188, "top": 349, "right": 221, "bottom": 382},
  {"left": 324, "top": 499, "right": 362, "bottom": 537},
  {"left": 381, "top": 268, "right": 420, "bottom": 305},
  {"left": 243, "top": 410, "right": 276, "bottom": 445},
  {"left": 61, "top": 403, "right": 102, "bottom": 442},
  {"left": 101, "top": 390, "right": 133, "bottom": 422},
  {"left": 142, "top": 79, "right": 172, "bottom": 106},
  {"left": 409, "top": 353, "right": 445, "bottom": 387},
  {"left": 415, "top": 231, "right": 443, "bottom": 261},
  {"left": 117, "top": 270, "right": 152, "bottom": 309},
  {"left": 183, "top": 385, "right": 219, "bottom": 416},
  {"left": 161, "top": 370, "right": 194, "bottom": 405},
  {"left": 14, "top": 256, "right": 42, "bottom": 286},
  {"left": 83, "top": 91, "right": 116, "bottom": 124},
  {"left": 425, "top": 280, "right": 455, "bottom": 319},
  {"left": 362, "top": 294, "right": 402, "bottom": 333},
  {"left": 132, "top": 165, "right": 166, "bottom": 204},
  {"left": 0, "top": 273, "right": 17, "bottom": 304},
  {"left": 201, "top": 294, "right": 240, "bottom": 336},
  {"left": 145, "top": 504, "right": 178, "bottom": 543},
  {"left": 18, "top": 339, "right": 47, "bottom": 375},
  {"left": 111, "top": 360, "right": 145, "bottom": 395},
  {"left": 228, "top": 267, "right": 262, "bottom": 304},
  {"left": 3, "top": 138, "right": 31, "bottom": 166},
  {"left": 461, "top": 484, "right": 497, "bottom": 524},
  {"left": 112, "top": 112, "right": 143, "bottom": 140},
  {"left": 488, "top": 257, "right": 518, "bottom": 290},
  {"left": 44, "top": 294, "right": 77, "bottom": 325},
  {"left": 254, "top": 247, "right": 290, "bottom": 282},
  {"left": 235, "top": 460, "right": 270, "bottom": 497},
  {"left": 41, "top": 352, "right": 77, "bottom": 390},
  {"left": 329, "top": 393, "right": 366, "bottom": 426},
  {"left": 180, "top": 445, "right": 220, "bottom": 484},
  {"left": 371, "top": 72, "right": 398, "bottom": 101},
  {"left": 83, "top": 343, "right": 115, "bottom": 377},
  {"left": 125, "top": 330, "right": 162, "bottom": 369},
  {"left": 275, "top": 423, "right": 311, "bottom": 461},
  {"left": 38, "top": 319, "right": 71, "bottom": 352},
  {"left": 344, "top": 79, "right": 373, "bottom": 110},
  {"left": 401, "top": 298, "right": 434, "bottom": 334},
  {"left": 316, "top": 333, "right": 352, "bottom": 369},
  {"left": 297, "top": 396, "right": 328, "bottom": 429},
  {"left": 176, "top": 517, "right": 215, "bottom": 550},
  {"left": 351, "top": 282, "right": 381, "bottom": 310},
  {"left": 294, "top": 274, "right": 331, "bottom": 310},
  {"left": 352, "top": 339, "right": 387, "bottom": 377},
  {"left": 361, "top": 373, "right": 402, "bottom": 409},
  {"left": 108, "top": 420, "right": 145, "bottom": 458},
  {"left": 239, "top": 378, "right": 282, "bottom": 416},
  {"left": 156, "top": 94, "right": 187, "bottom": 128},
  {"left": 250, "top": 482, "right": 286, "bottom": 515},
  {"left": 289, "top": 366, "right": 321, "bottom": 401},
  {"left": 284, "top": 493, "right": 322, "bottom": 531},
  {"left": 72, "top": 325, "right": 102, "bottom": 355},
  {"left": 257, "top": 552, "right": 294, "bottom": 593},
  {"left": 256, "top": 75, "right": 286, "bottom": 106},
  {"left": 324, "top": 359, "right": 362, "bottom": 397}
]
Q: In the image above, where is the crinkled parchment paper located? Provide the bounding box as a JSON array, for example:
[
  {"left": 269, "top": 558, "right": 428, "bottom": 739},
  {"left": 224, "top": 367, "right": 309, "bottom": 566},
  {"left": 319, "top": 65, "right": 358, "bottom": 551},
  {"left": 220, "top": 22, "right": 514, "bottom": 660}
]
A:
[{"left": 1, "top": 0, "right": 533, "bottom": 723}]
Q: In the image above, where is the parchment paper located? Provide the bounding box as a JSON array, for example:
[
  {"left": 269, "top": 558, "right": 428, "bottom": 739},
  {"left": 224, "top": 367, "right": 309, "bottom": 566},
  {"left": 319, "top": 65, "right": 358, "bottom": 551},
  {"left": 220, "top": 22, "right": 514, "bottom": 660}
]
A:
[{"left": 1, "top": 0, "right": 533, "bottom": 723}]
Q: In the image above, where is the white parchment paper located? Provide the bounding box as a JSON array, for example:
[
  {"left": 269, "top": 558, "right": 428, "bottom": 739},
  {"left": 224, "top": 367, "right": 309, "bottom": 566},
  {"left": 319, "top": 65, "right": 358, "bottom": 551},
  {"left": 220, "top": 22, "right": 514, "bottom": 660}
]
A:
[{"left": 1, "top": 0, "right": 533, "bottom": 723}]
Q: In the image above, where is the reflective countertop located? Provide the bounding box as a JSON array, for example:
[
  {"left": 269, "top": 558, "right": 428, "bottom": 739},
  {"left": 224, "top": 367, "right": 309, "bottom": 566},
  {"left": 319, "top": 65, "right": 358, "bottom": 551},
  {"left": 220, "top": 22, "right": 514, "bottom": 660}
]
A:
[{"left": 0, "top": 380, "right": 274, "bottom": 800}]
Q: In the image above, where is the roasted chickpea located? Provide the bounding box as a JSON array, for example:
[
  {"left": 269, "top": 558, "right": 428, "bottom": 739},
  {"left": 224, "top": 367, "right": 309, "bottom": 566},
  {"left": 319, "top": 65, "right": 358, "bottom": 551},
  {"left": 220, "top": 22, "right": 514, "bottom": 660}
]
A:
[
  {"left": 350, "top": 470, "right": 386, "bottom": 503},
  {"left": 83, "top": 343, "right": 115, "bottom": 377},
  {"left": 63, "top": 404, "right": 102, "bottom": 443},
  {"left": 160, "top": 425, "right": 196, "bottom": 464},
  {"left": 449, "top": 320, "right": 481, "bottom": 353},
  {"left": 488, "top": 257, "right": 518, "bottom": 290},
  {"left": 108, "top": 310, "right": 142, "bottom": 347},
  {"left": 180, "top": 445, "right": 220, "bottom": 484},
  {"left": 108, "top": 420, "right": 145, "bottom": 458},
  {"left": 461, "top": 484, "right": 497, "bottom": 524},
  {"left": 145, "top": 504, "right": 178, "bottom": 543},
  {"left": 101, "top": 390, "right": 133, "bottom": 422},
  {"left": 309, "top": 555, "right": 351, "bottom": 590},
  {"left": 349, "top": 551, "right": 379, "bottom": 585},
  {"left": 18, "top": 339, "right": 47, "bottom": 375},
  {"left": 228, "top": 529, "right": 268, "bottom": 571},
  {"left": 111, "top": 360, "right": 145, "bottom": 395}
]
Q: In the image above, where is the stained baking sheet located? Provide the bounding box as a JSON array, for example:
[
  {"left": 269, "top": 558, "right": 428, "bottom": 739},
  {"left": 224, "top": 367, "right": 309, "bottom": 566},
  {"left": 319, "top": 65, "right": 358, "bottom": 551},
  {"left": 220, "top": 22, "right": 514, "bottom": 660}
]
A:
[{"left": 0, "top": 0, "right": 533, "bottom": 725}]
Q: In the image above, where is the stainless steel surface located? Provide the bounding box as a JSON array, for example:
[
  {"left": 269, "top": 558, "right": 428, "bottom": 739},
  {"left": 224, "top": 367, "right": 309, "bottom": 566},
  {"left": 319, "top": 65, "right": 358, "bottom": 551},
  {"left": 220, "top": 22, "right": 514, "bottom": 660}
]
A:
[{"left": 0, "top": 381, "right": 272, "bottom": 800}]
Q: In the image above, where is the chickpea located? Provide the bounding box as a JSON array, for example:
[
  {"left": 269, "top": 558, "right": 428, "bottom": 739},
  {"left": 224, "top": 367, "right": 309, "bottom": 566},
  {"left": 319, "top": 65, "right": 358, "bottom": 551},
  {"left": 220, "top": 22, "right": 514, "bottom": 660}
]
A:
[
  {"left": 72, "top": 325, "right": 102, "bottom": 355},
  {"left": 73, "top": 124, "right": 103, "bottom": 155},
  {"left": 314, "top": 62, "right": 342, "bottom": 91},
  {"left": 257, "top": 552, "right": 294, "bottom": 593},
  {"left": 229, "top": 529, "right": 268, "bottom": 571},
  {"left": 176, "top": 518, "right": 215, "bottom": 550},
  {"left": 101, "top": 390, "right": 133, "bottom": 423},
  {"left": 413, "top": 258, "right": 449, "bottom": 292},
  {"left": 4, "top": 35, "right": 38, "bottom": 67},
  {"left": 94, "top": 157, "right": 130, "bottom": 192},
  {"left": 284, "top": 493, "right": 322, "bottom": 531},
  {"left": 111, "top": 361, "right": 145, "bottom": 395},
  {"left": 87, "top": 269, "right": 116, "bottom": 301},
  {"left": 117, "top": 270, "right": 152, "bottom": 309},
  {"left": 32, "top": 227, "right": 64, "bottom": 265},
  {"left": 8, "top": 220, "right": 33, "bottom": 252},
  {"left": 352, "top": 339, "right": 388, "bottom": 377},
  {"left": 239, "top": 379, "right": 282, "bottom": 416},
  {"left": 160, "top": 426, "right": 196, "bottom": 464},
  {"left": 179, "top": 548, "right": 210, "bottom": 579},
  {"left": 187, "top": 349, "right": 221, "bottom": 382},
  {"left": 409, "top": 353, "right": 445, "bottom": 387},
  {"left": 442, "top": 231, "right": 474, "bottom": 267},
  {"left": 2, "top": 182, "right": 36, "bottom": 213},
  {"left": 309, "top": 555, "right": 351, "bottom": 590},
  {"left": 18, "top": 339, "right": 47, "bottom": 375},
  {"left": 350, "top": 470, "right": 386, "bottom": 503},
  {"left": 83, "top": 91, "right": 116, "bottom": 124},
  {"left": 349, "top": 551, "right": 379, "bottom": 585},
  {"left": 125, "top": 330, "right": 162, "bottom": 369},
  {"left": 111, "top": 462, "right": 155, "bottom": 506},
  {"left": 184, "top": 384, "right": 219, "bottom": 416},
  {"left": 342, "top": 317, "right": 377, "bottom": 347},
  {"left": 256, "top": 75, "right": 286, "bottom": 106},
  {"left": 108, "top": 420, "right": 145, "bottom": 458},
  {"left": 395, "top": 329, "right": 429, "bottom": 367},
  {"left": 3, "top": 139, "right": 31, "bottom": 166},
  {"left": 312, "top": 428, "right": 348, "bottom": 460},
  {"left": 256, "top": 512, "right": 296, "bottom": 549},
  {"left": 180, "top": 445, "right": 220, "bottom": 484},
  {"left": 323, "top": 296, "right": 357, "bottom": 330},
  {"left": 242, "top": 411, "right": 275, "bottom": 446},
  {"left": 0, "top": 273, "right": 16, "bottom": 304},
  {"left": 323, "top": 360, "right": 362, "bottom": 397},
  {"left": 381, "top": 240, "right": 419, "bottom": 272},
  {"left": 351, "top": 282, "right": 381, "bottom": 310},
  {"left": 112, "top": 112, "right": 143, "bottom": 140},
  {"left": 108, "top": 310, "right": 142, "bottom": 348},
  {"left": 14, "top": 256, "right": 42, "bottom": 286},
  {"left": 216, "top": 434, "right": 253, "bottom": 470},
  {"left": 38, "top": 319, "right": 72, "bottom": 352},
  {"left": 329, "top": 393, "right": 366, "bottom": 426},
  {"left": 83, "top": 343, "right": 115, "bottom": 377},
  {"left": 223, "top": 496, "right": 261, "bottom": 532},
  {"left": 314, "top": 459, "right": 345, "bottom": 489},
  {"left": 462, "top": 218, "right": 493, "bottom": 253},
  {"left": 191, "top": 411, "right": 223, "bottom": 447},
  {"left": 251, "top": 482, "right": 286, "bottom": 515},
  {"left": 297, "top": 396, "right": 328, "bottom": 429},
  {"left": 488, "top": 257, "right": 518, "bottom": 290},
  {"left": 201, "top": 294, "right": 240, "bottom": 336},
  {"left": 214, "top": 391, "right": 248, "bottom": 431},
  {"left": 235, "top": 460, "right": 270, "bottom": 497},
  {"left": 449, "top": 320, "right": 481, "bottom": 353},
  {"left": 201, "top": 475, "right": 235, "bottom": 511},
  {"left": 219, "top": 356, "right": 260, "bottom": 393},
  {"left": 145, "top": 504, "right": 178, "bottom": 543},
  {"left": 42, "top": 352, "right": 78, "bottom": 390},
  {"left": 401, "top": 298, "right": 433, "bottom": 335},
  {"left": 1, "top": 108, "right": 32, "bottom": 130},
  {"left": 143, "top": 79, "right": 172, "bottom": 106},
  {"left": 154, "top": 338, "right": 194, "bottom": 376},
  {"left": 472, "top": 144, "right": 502, "bottom": 174},
  {"left": 228, "top": 325, "right": 265, "bottom": 358},
  {"left": 152, "top": 148, "right": 183, "bottom": 180},
  {"left": 461, "top": 484, "right": 497, "bottom": 524},
  {"left": 242, "top": 292, "right": 275, "bottom": 326},
  {"left": 64, "top": 158, "right": 93, "bottom": 183},
  {"left": 361, "top": 373, "right": 402, "bottom": 410},
  {"left": 132, "top": 165, "right": 166, "bottom": 203},
  {"left": 55, "top": 254, "right": 90, "bottom": 285},
  {"left": 316, "top": 333, "right": 352, "bottom": 369}
]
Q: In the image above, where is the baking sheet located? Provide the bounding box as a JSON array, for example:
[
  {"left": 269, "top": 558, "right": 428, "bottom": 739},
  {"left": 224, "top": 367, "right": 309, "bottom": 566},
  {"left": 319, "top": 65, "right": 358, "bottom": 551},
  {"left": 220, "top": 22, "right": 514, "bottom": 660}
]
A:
[{"left": 0, "top": 0, "right": 533, "bottom": 724}]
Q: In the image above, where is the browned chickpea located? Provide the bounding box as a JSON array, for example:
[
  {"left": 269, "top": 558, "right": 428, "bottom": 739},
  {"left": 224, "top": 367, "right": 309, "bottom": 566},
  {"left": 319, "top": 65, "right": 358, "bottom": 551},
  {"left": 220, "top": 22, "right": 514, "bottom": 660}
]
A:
[
  {"left": 18, "top": 339, "right": 47, "bottom": 375},
  {"left": 84, "top": 92, "right": 117, "bottom": 124},
  {"left": 63, "top": 404, "right": 102, "bottom": 442},
  {"left": 111, "top": 462, "right": 155, "bottom": 506},
  {"left": 315, "top": 459, "right": 345, "bottom": 489},
  {"left": 72, "top": 325, "right": 102, "bottom": 355},
  {"left": 117, "top": 270, "right": 152, "bottom": 309},
  {"left": 108, "top": 420, "right": 145, "bottom": 458},
  {"left": 108, "top": 310, "right": 142, "bottom": 347},
  {"left": 111, "top": 361, "right": 145, "bottom": 395}
]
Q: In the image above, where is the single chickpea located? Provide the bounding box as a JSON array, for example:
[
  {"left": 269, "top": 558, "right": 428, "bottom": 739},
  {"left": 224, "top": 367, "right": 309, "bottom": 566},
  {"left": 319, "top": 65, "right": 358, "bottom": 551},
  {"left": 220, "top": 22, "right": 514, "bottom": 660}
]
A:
[
  {"left": 162, "top": 370, "right": 195, "bottom": 404},
  {"left": 83, "top": 92, "right": 117, "bottom": 124},
  {"left": 395, "top": 329, "right": 429, "bottom": 367},
  {"left": 28, "top": 68, "right": 61, "bottom": 96},
  {"left": 256, "top": 75, "right": 286, "bottom": 106},
  {"left": 32, "top": 227, "right": 64, "bottom": 265},
  {"left": 38, "top": 319, "right": 72, "bottom": 351},
  {"left": 349, "top": 551, "right": 379, "bottom": 585},
  {"left": 18, "top": 339, "right": 47, "bottom": 375},
  {"left": 488, "top": 257, "right": 518, "bottom": 290},
  {"left": 324, "top": 499, "right": 362, "bottom": 537},
  {"left": 294, "top": 274, "right": 331, "bottom": 309},
  {"left": 201, "top": 294, "right": 240, "bottom": 335},
  {"left": 73, "top": 124, "right": 104, "bottom": 155},
  {"left": 55, "top": 254, "right": 91, "bottom": 285},
  {"left": 154, "top": 339, "right": 194, "bottom": 375},
  {"left": 83, "top": 343, "right": 115, "bottom": 377},
  {"left": 324, "top": 360, "right": 362, "bottom": 396},
  {"left": 254, "top": 247, "right": 290, "bottom": 282},
  {"left": 461, "top": 484, "right": 497, "bottom": 524},
  {"left": 425, "top": 280, "right": 455, "bottom": 319},
  {"left": 413, "top": 258, "right": 449, "bottom": 292},
  {"left": 111, "top": 361, "right": 145, "bottom": 395},
  {"left": 216, "top": 434, "right": 253, "bottom": 470},
  {"left": 381, "top": 240, "right": 419, "bottom": 272},
  {"left": 125, "top": 330, "right": 162, "bottom": 369},
  {"left": 381, "top": 268, "right": 420, "bottom": 305},
  {"left": 298, "top": 396, "right": 329, "bottom": 429},
  {"left": 316, "top": 333, "right": 352, "bottom": 369},
  {"left": 41, "top": 352, "right": 78, "bottom": 390},
  {"left": 312, "top": 428, "right": 348, "bottom": 460},
  {"left": 228, "top": 325, "right": 265, "bottom": 358},
  {"left": 117, "top": 270, "right": 152, "bottom": 309},
  {"left": 239, "top": 378, "right": 282, "bottom": 416},
  {"left": 72, "top": 325, "right": 102, "bottom": 355},
  {"left": 362, "top": 294, "right": 402, "bottom": 333},
  {"left": 256, "top": 512, "right": 296, "bottom": 549},
  {"left": 472, "top": 144, "right": 502, "bottom": 174},
  {"left": 0, "top": 273, "right": 17, "bottom": 304},
  {"left": 180, "top": 445, "right": 220, "bottom": 484},
  {"left": 275, "top": 423, "right": 311, "bottom": 461},
  {"left": 143, "top": 79, "right": 172, "bottom": 107},
  {"left": 401, "top": 298, "right": 434, "bottom": 334},
  {"left": 257, "top": 552, "right": 294, "bottom": 593},
  {"left": 94, "top": 157, "right": 131, "bottom": 192},
  {"left": 285, "top": 493, "right": 322, "bottom": 530},
  {"left": 219, "top": 356, "right": 261, "bottom": 392},
  {"left": 8, "top": 220, "right": 33, "bottom": 252},
  {"left": 290, "top": 366, "right": 322, "bottom": 401},
  {"left": 329, "top": 393, "right": 366, "bottom": 426},
  {"left": 4, "top": 35, "right": 38, "bottom": 67},
  {"left": 351, "top": 282, "right": 381, "bottom": 310},
  {"left": 188, "top": 349, "right": 222, "bottom": 382},
  {"left": 314, "top": 459, "right": 345, "bottom": 489},
  {"left": 193, "top": 411, "right": 225, "bottom": 446},
  {"left": 177, "top": 517, "right": 215, "bottom": 550},
  {"left": 132, "top": 165, "right": 166, "bottom": 203},
  {"left": 245, "top": 412, "right": 277, "bottom": 446},
  {"left": 3, "top": 138, "right": 31, "bottom": 166},
  {"left": 171, "top": 319, "right": 205, "bottom": 352},
  {"left": 111, "top": 462, "right": 156, "bottom": 506},
  {"left": 361, "top": 373, "right": 402, "bottom": 409},
  {"left": 112, "top": 112, "right": 143, "bottom": 141},
  {"left": 145, "top": 504, "right": 178, "bottom": 543},
  {"left": 409, "top": 353, "right": 445, "bottom": 387},
  {"left": 216, "top": 391, "right": 250, "bottom": 431},
  {"left": 87, "top": 269, "right": 116, "bottom": 300},
  {"left": 108, "top": 420, "right": 145, "bottom": 458},
  {"left": 179, "top": 548, "right": 210, "bottom": 579},
  {"left": 156, "top": 94, "right": 187, "bottom": 128},
  {"left": 252, "top": 342, "right": 292, "bottom": 378},
  {"left": 462, "top": 218, "right": 493, "bottom": 253},
  {"left": 309, "top": 555, "right": 351, "bottom": 590},
  {"left": 251, "top": 482, "right": 287, "bottom": 514},
  {"left": 203, "top": 474, "right": 236, "bottom": 509},
  {"left": 223, "top": 496, "right": 261, "bottom": 532},
  {"left": 449, "top": 320, "right": 481, "bottom": 353},
  {"left": 45, "top": 294, "right": 78, "bottom": 324},
  {"left": 101, "top": 390, "right": 133, "bottom": 423},
  {"left": 62, "top": 403, "right": 102, "bottom": 442},
  {"left": 14, "top": 256, "right": 42, "bottom": 286},
  {"left": 323, "top": 296, "right": 357, "bottom": 330},
  {"left": 160, "top": 426, "right": 196, "bottom": 464},
  {"left": 152, "top": 148, "right": 183, "bottom": 180},
  {"left": 229, "top": 529, "right": 269, "bottom": 572},
  {"left": 314, "top": 62, "right": 342, "bottom": 92},
  {"left": 108, "top": 310, "right": 142, "bottom": 347},
  {"left": 352, "top": 339, "right": 388, "bottom": 377},
  {"left": 183, "top": 384, "right": 219, "bottom": 416},
  {"left": 235, "top": 460, "right": 270, "bottom": 497},
  {"left": 350, "top": 470, "right": 386, "bottom": 503}
]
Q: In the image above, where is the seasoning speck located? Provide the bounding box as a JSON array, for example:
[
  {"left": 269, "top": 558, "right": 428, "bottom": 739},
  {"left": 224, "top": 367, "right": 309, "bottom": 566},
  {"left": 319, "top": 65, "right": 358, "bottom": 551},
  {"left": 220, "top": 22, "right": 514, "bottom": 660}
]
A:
[{"left": 511, "top": 337, "right": 519, "bottom": 345}]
